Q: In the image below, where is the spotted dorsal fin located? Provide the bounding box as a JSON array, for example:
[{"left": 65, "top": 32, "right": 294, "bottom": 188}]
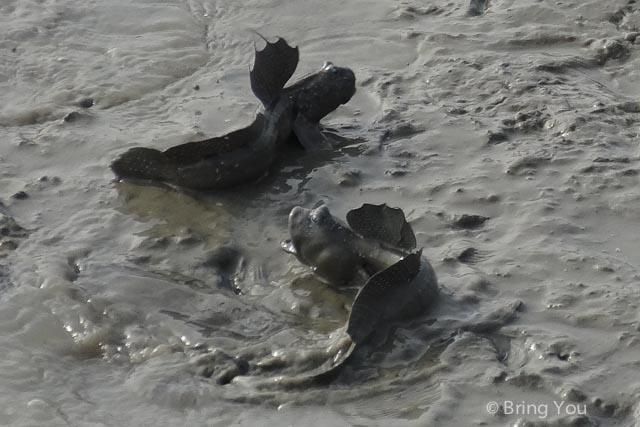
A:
[
  {"left": 346, "top": 203, "right": 416, "bottom": 251},
  {"left": 346, "top": 251, "right": 422, "bottom": 344},
  {"left": 250, "top": 35, "right": 299, "bottom": 109}
]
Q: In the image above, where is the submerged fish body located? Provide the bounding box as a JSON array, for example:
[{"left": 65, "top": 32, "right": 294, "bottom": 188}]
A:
[{"left": 111, "top": 37, "right": 356, "bottom": 190}]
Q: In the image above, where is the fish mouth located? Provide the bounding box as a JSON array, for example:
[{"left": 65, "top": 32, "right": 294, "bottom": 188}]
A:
[
  {"left": 285, "top": 206, "right": 314, "bottom": 262},
  {"left": 340, "top": 69, "right": 357, "bottom": 103},
  {"left": 287, "top": 206, "right": 311, "bottom": 248},
  {"left": 343, "top": 81, "right": 356, "bottom": 103},
  {"left": 280, "top": 238, "right": 297, "bottom": 254}
]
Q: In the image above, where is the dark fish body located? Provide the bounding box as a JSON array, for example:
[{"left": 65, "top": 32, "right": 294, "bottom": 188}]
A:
[
  {"left": 111, "top": 37, "right": 356, "bottom": 190},
  {"left": 111, "top": 106, "right": 291, "bottom": 190}
]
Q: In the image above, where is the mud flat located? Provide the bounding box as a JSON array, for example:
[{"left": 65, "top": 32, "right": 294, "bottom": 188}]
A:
[{"left": 1, "top": 0, "right": 640, "bottom": 425}]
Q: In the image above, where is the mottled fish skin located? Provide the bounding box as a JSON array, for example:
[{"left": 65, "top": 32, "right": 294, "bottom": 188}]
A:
[
  {"left": 111, "top": 147, "right": 175, "bottom": 183},
  {"left": 172, "top": 98, "right": 294, "bottom": 190},
  {"left": 286, "top": 61, "right": 356, "bottom": 123},
  {"left": 111, "top": 37, "right": 357, "bottom": 191}
]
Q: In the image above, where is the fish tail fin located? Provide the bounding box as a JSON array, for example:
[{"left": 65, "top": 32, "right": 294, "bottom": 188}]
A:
[
  {"left": 111, "top": 147, "right": 173, "bottom": 182},
  {"left": 249, "top": 34, "right": 299, "bottom": 109}
]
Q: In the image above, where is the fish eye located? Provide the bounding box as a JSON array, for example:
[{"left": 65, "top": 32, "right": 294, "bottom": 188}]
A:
[
  {"left": 310, "top": 206, "right": 330, "bottom": 223},
  {"left": 322, "top": 61, "right": 337, "bottom": 73}
]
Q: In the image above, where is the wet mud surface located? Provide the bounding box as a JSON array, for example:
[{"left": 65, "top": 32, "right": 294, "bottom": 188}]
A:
[{"left": 1, "top": 0, "right": 640, "bottom": 425}]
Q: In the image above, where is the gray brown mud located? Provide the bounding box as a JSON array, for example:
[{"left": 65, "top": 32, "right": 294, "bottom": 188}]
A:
[{"left": 1, "top": 0, "right": 640, "bottom": 425}]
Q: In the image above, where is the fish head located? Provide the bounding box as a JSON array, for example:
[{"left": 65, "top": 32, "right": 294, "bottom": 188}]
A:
[
  {"left": 283, "top": 205, "right": 361, "bottom": 285},
  {"left": 285, "top": 205, "right": 336, "bottom": 262},
  {"left": 293, "top": 62, "right": 356, "bottom": 122}
]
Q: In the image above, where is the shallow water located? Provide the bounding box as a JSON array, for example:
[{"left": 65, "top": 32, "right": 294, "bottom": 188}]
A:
[{"left": 1, "top": 0, "right": 640, "bottom": 425}]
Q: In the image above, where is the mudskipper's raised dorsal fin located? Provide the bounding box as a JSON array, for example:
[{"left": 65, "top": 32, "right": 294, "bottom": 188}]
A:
[
  {"left": 250, "top": 34, "right": 299, "bottom": 109},
  {"left": 346, "top": 251, "right": 422, "bottom": 345},
  {"left": 346, "top": 204, "right": 416, "bottom": 251}
]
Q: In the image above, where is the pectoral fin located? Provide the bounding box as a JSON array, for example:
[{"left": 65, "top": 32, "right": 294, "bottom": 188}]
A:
[
  {"left": 292, "top": 115, "right": 330, "bottom": 151},
  {"left": 346, "top": 252, "right": 422, "bottom": 345},
  {"left": 250, "top": 35, "right": 299, "bottom": 108},
  {"left": 346, "top": 204, "right": 417, "bottom": 251}
]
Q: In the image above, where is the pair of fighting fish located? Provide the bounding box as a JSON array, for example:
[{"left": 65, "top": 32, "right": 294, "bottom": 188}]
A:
[{"left": 111, "top": 36, "right": 439, "bottom": 385}]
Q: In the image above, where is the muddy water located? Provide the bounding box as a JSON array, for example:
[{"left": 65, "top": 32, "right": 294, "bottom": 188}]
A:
[{"left": 1, "top": 0, "right": 640, "bottom": 425}]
